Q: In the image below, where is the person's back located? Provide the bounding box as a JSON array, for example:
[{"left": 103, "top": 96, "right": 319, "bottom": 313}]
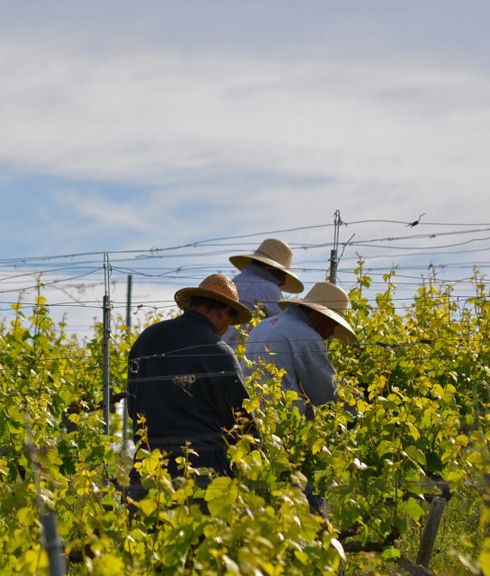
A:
[
  {"left": 231, "top": 263, "right": 283, "bottom": 318},
  {"left": 128, "top": 309, "right": 248, "bottom": 452},
  {"left": 244, "top": 282, "right": 357, "bottom": 516},
  {"left": 244, "top": 282, "right": 357, "bottom": 415},
  {"left": 127, "top": 274, "right": 253, "bottom": 509},
  {"left": 222, "top": 263, "right": 283, "bottom": 349},
  {"left": 243, "top": 306, "right": 337, "bottom": 413},
  {"left": 223, "top": 239, "right": 304, "bottom": 349}
]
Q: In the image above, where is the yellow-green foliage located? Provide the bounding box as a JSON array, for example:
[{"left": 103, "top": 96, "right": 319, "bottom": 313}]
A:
[{"left": 0, "top": 269, "right": 488, "bottom": 575}]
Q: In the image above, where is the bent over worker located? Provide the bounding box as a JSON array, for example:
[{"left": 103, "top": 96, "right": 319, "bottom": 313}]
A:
[
  {"left": 243, "top": 281, "right": 357, "bottom": 415},
  {"left": 127, "top": 274, "right": 253, "bottom": 507}
]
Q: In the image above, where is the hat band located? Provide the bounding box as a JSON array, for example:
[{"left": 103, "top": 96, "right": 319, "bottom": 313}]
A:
[
  {"left": 303, "top": 300, "right": 347, "bottom": 317},
  {"left": 254, "top": 250, "right": 289, "bottom": 268}
]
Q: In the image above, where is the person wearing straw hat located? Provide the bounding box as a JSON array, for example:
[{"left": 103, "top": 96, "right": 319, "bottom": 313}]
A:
[
  {"left": 127, "top": 274, "right": 253, "bottom": 509},
  {"left": 223, "top": 238, "right": 304, "bottom": 349},
  {"left": 243, "top": 281, "right": 357, "bottom": 415}
]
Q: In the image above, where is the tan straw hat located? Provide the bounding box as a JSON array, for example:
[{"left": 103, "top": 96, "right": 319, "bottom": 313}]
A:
[
  {"left": 278, "top": 282, "right": 357, "bottom": 343},
  {"left": 229, "top": 238, "right": 304, "bottom": 293},
  {"left": 174, "top": 274, "right": 252, "bottom": 325}
]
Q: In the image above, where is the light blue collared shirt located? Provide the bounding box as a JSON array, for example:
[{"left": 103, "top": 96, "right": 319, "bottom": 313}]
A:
[
  {"left": 242, "top": 305, "right": 337, "bottom": 414},
  {"left": 223, "top": 263, "right": 283, "bottom": 349}
]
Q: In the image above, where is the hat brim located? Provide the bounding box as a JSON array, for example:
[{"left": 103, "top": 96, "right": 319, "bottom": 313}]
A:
[
  {"left": 229, "top": 255, "right": 304, "bottom": 293},
  {"left": 278, "top": 298, "right": 358, "bottom": 343},
  {"left": 174, "top": 287, "right": 252, "bottom": 325}
]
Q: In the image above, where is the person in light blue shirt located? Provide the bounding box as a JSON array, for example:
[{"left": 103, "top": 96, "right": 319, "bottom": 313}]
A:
[
  {"left": 223, "top": 238, "right": 304, "bottom": 349},
  {"left": 243, "top": 281, "right": 357, "bottom": 415}
]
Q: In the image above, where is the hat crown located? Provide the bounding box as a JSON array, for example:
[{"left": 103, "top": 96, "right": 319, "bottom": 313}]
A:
[
  {"left": 229, "top": 238, "right": 304, "bottom": 293},
  {"left": 198, "top": 274, "right": 240, "bottom": 303},
  {"left": 174, "top": 274, "right": 252, "bottom": 324},
  {"left": 254, "top": 238, "right": 293, "bottom": 269},
  {"left": 303, "top": 282, "right": 349, "bottom": 315}
]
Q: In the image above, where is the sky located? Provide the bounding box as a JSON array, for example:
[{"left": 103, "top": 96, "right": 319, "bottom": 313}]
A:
[{"left": 0, "top": 0, "right": 489, "bottom": 333}]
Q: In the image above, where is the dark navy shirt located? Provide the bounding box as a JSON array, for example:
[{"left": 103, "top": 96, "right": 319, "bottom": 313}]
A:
[{"left": 127, "top": 310, "right": 250, "bottom": 453}]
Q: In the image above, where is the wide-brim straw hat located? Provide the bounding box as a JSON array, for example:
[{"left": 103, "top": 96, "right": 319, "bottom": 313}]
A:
[
  {"left": 174, "top": 274, "right": 252, "bottom": 325},
  {"left": 278, "top": 282, "right": 357, "bottom": 343},
  {"left": 229, "top": 238, "right": 304, "bottom": 294}
]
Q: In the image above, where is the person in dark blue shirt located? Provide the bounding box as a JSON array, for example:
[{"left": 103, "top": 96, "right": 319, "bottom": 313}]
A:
[{"left": 127, "top": 274, "right": 253, "bottom": 508}]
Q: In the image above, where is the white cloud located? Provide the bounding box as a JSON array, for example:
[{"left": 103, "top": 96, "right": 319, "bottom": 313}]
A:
[
  {"left": 0, "top": 5, "right": 489, "bottom": 278},
  {"left": 51, "top": 190, "right": 161, "bottom": 236},
  {"left": 1, "top": 35, "right": 489, "bottom": 207}
]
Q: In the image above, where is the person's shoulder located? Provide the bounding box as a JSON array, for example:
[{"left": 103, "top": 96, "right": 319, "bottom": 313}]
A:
[
  {"left": 217, "top": 339, "right": 237, "bottom": 355},
  {"left": 138, "top": 317, "right": 176, "bottom": 337},
  {"left": 134, "top": 314, "right": 195, "bottom": 348},
  {"left": 129, "top": 318, "right": 172, "bottom": 357},
  {"left": 248, "top": 312, "right": 283, "bottom": 336},
  {"left": 279, "top": 307, "right": 318, "bottom": 336},
  {"left": 212, "top": 339, "right": 241, "bottom": 369},
  {"left": 267, "top": 281, "right": 283, "bottom": 294}
]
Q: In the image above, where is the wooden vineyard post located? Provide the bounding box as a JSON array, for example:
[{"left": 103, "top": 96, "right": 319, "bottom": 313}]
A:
[
  {"left": 416, "top": 496, "right": 447, "bottom": 569},
  {"left": 122, "top": 274, "right": 132, "bottom": 448},
  {"left": 41, "top": 513, "right": 66, "bottom": 576},
  {"left": 102, "top": 254, "right": 111, "bottom": 438},
  {"left": 25, "top": 414, "right": 66, "bottom": 576}
]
